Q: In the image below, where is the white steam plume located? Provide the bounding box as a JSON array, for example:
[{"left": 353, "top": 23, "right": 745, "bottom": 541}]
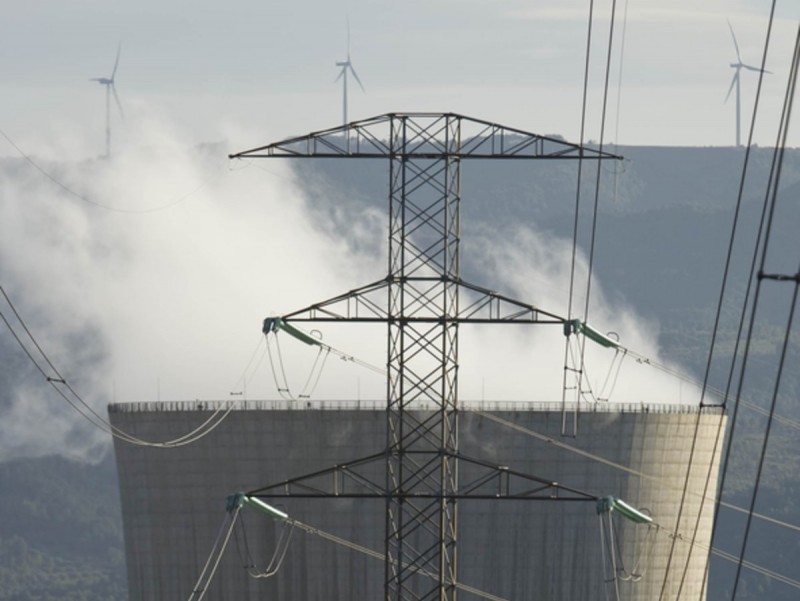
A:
[
  {"left": 0, "top": 112, "right": 385, "bottom": 460},
  {"left": 0, "top": 111, "right": 698, "bottom": 461},
  {"left": 459, "top": 226, "right": 702, "bottom": 404}
]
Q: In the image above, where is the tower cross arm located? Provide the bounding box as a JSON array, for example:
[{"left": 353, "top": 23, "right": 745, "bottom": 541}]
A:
[
  {"left": 246, "top": 449, "right": 597, "bottom": 502},
  {"left": 455, "top": 278, "right": 566, "bottom": 323},
  {"left": 279, "top": 278, "right": 392, "bottom": 322},
  {"left": 273, "top": 277, "right": 566, "bottom": 325},
  {"left": 247, "top": 451, "right": 388, "bottom": 498},
  {"left": 228, "top": 113, "right": 623, "bottom": 160}
]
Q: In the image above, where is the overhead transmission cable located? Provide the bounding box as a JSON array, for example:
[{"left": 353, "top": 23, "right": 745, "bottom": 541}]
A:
[
  {"left": 260, "top": 316, "right": 800, "bottom": 532},
  {"left": 262, "top": 317, "right": 384, "bottom": 401},
  {"left": 0, "top": 284, "right": 234, "bottom": 448},
  {"left": 581, "top": 0, "right": 618, "bottom": 357},
  {"left": 604, "top": 493, "right": 797, "bottom": 596},
  {"left": 234, "top": 510, "right": 296, "bottom": 579},
  {"left": 197, "top": 497, "right": 511, "bottom": 601},
  {"left": 562, "top": 0, "right": 596, "bottom": 434},
  {"left": 598, "top": 505, "right": 658, "bottom": 601},
  {"left": 197, "top": 489, "right": 799, "bottom": 601},
  {"left": 659, "top": 21, "right": 776, "bottom": 601},
  {"left": 261, "top": 317, "right": 799, "bottom": 509},
  {"left": 637, "top": 514, "right": 800, "bottom": 592},
  {"left": 187, "top": 505, "right": 242, "bottom": 601},
  {"left": 562, "top": 0, "right": 620, "bottom": 435},
  {"left": 472, "top": 410, "right": 799, "bottom": 535},
  {"left": 238, "top": 310, "right": 799, "bottom": 535},
  {"left": 725, "top": 20, "right": 799, "bottom": 601},
  {"left": 265, "top": 517, "right": 513, "bottom": 601},
  {"left": 216, "top": 324, "right": 800, "bottom": 593},
  {"left": 703, "top": 0, "right": 793, "bottom": 552},
  {"left": 0, "top": 127, "right": 216, "bottom": 214},
  {"left": 564, "top": 331, "right": 627, "bottom": 403},
  {"left": 666, "top": 5, "right": 786, "bottom": 600},
  {"left": 254, "top": 318, "right": 799, "bottom": 541},
  {"left": 267, "top": 308, "right": 800, "bottom": 427},
  {"left": 563, "top": 319, "right": 799, "bottom": 426},
  {"left": 609, "top": 0, "right": 631, "bottom": 200},
  {"left": 227, "top": 333, "right": 268, "bottom": 398}
]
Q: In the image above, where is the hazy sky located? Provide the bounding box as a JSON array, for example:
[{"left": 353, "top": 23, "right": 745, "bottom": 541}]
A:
[{"left": 2, "top": 0, "right": 798, "bottom": 156}]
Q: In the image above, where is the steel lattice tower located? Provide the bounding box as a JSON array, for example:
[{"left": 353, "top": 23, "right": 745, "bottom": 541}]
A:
[{"left": 230, "top": 113, "right": 620, "bottom": 600}]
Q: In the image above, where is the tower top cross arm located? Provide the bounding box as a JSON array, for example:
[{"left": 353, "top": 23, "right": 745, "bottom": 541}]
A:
[{"left": 229, "top": 112, "right": 624, "bottom": 161}]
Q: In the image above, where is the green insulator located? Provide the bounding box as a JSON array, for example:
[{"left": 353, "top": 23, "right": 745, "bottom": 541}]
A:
[
  {"left": 596, "top": 495, "right": 652, "bottom": 524},
  {"left": 242, "top": 496, "right": 289, "bottom": 521}
]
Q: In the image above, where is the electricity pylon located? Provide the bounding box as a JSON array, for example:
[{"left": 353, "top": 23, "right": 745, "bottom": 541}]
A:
[{"left": 230, "top": 112, "right": 621, "bottom": 600}]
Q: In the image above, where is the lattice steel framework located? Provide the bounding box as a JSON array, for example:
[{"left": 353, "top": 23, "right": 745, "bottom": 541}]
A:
[{"left": 230, "top": 113, "right": 620, "bottom": 601}]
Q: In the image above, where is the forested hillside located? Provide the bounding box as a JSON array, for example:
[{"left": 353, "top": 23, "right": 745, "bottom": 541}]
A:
[{"left": 0, "top": 454, "right": 125, "bottom": 600}]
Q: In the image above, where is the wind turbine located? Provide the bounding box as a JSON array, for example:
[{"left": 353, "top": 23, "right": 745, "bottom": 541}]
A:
[
  {"left": 335, "top": 22, "right": 365, "bottom": 126},
  {"left": 725, "top": 21, "right": 769, "bottom": 147},
  {"left": 90, "top": 43, "right": 124, "bottom": 158}
]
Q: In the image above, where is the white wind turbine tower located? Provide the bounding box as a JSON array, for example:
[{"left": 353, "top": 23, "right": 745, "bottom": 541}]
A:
[
  {"left": 90, "top": 43, "right": 124, "bottom": 158},
  {"left": 725, "top": 21, "right": 769, "bottom": 147},
  {"left": 335, "top": 22, "right": 365, "bottom": 127}
]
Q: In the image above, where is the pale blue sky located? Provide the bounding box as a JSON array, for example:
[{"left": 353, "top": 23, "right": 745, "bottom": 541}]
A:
[{"left": 1, "top": 0, "right": 798, "bottom": 155}]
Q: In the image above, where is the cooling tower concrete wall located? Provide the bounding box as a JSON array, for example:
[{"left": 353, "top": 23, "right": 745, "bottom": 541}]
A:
[{"left": 109, "top": 401, "right": 725, "bottom": 601}]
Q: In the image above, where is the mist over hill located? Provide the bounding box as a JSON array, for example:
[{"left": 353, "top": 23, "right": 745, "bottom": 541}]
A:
[
  {"left": 295, "top": 144, "right": 800, "bottom": 372},
  {"left": 1, "top": 142, "right": 798, "bottom": 599}
]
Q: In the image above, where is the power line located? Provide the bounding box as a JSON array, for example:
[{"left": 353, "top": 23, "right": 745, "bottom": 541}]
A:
[
  {"left": 473, "top": 410, "right": 800, "bottom": 535},
  {"left": 0, "top": 283, "right": 234, "bottom": 448},
  {"left": 0, "top": 127, "right": 212, "bottom": 214},
  {"left": 663, "top": 7, "right": 787, "bottom": 598},
  {"left": 562, "top": 0, "right": 622, "bottom": 436},
  {"left": 561, "top": 0, "right": 598, "bottom": 435},
  {"left": 644, "top": 519, "right": 800, "bottom": 592},
  {"left": 726, "top": 19, "right": 800, "bottom": 601}
]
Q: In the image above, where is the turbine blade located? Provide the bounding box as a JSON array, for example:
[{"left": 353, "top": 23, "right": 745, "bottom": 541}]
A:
[
  {"left": 335, "top": 68, "right": 344, "bottom": 83},
  {"left": 741, "top": 63, "right": 771, "bottom": 74},
  {"left": 349, "top": 64, "right": 365, "bottom": 92},
  {"left": 727, "top": 20, "right": 742, "bottom": 63},
  {"left": 111, "top": 42, "right": 121, "bottom": 80},
  {"left": 724, "top": 72, "right": 738, "bottom": 102},
  {"left": 112, "top": 83, "right": 124, "bottom": 119}
]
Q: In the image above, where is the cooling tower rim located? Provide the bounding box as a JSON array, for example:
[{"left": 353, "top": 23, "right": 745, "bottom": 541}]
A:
[{"left": 108, "top": 399, "right": 724, "bottom": 416}]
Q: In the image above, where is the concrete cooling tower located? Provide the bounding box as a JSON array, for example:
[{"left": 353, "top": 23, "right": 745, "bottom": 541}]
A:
[{"left": 109, "top": 400, "right": 725, "bottom": 600}]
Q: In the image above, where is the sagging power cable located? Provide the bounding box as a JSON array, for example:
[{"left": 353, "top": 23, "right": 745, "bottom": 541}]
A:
[
  {"left": 186, "top": 505, "right": 241, "bottom": 601},
  {"left": 0, "top": 127, "right": 214, "bottom": 214},
  {"left": 199, "top": 493, "right": 511, "bottom": 601},
  {"left": 724, "top": 20, "right": 800, "bottom": 601},
  {"left": 234, "top": 509, "right": 296, "bottom": 579},
  {"left": 0, "top": 283, "right": 234, "bottom": 448},
  {"left": 597, "top": 498, "right": 655, "bottom": 601},
  {"left": 262, "top": 316, "right": 384, "bottom": 400},
  {"left": 473, "top": 410, "right": 800, "bottom": 535},
  {"left": 674, "top": 7, "right": 790, "bottom": 600},
  {"left": 562, "top": 0, "right": 597, "bottom": 435},
  {"left": 563, "top": 0, "right": 621, "bottom": 435}
]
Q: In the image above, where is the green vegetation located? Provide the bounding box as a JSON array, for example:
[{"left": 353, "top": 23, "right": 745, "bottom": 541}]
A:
[{"left": 0, "top": 455, "right": 125, "bottom": 600}]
